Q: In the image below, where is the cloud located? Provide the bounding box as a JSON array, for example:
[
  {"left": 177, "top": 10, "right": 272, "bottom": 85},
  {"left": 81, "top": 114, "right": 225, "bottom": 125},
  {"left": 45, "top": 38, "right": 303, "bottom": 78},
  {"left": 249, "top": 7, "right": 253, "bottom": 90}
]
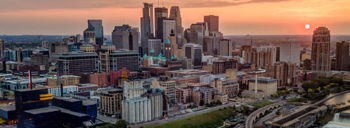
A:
[{"left": 0, "top": 0, "right": 292, "bottom": 11}]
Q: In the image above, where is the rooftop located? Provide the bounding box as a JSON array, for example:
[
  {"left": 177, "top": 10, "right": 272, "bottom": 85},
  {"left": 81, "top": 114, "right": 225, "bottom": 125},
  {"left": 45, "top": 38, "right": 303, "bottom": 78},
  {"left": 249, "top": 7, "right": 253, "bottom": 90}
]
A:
[{"left": 25, "top": 107, "right": 60, "bottom": 115}]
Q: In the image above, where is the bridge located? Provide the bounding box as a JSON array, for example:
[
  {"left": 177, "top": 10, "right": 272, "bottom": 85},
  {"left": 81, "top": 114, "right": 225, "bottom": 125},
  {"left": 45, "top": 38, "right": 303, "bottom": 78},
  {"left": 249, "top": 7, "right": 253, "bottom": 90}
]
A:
[
  {"left": 245, "top": 90, "right": 350, "bottom": 128},
  {"left": 245, "top": 101, "right": 286, "bottom": 128}
]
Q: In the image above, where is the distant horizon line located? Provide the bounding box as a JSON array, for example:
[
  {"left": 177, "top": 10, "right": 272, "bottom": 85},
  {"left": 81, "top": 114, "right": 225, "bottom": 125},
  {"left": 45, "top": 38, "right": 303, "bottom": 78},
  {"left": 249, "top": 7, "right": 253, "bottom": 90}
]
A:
[{"left": 1, "top": 34, "right": 350, "bottom": 36}]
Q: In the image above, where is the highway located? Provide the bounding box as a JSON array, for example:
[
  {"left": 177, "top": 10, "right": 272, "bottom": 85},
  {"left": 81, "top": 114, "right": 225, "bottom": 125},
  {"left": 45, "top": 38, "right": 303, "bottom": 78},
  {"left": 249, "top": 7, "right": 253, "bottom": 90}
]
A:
[{"left": 130, "top": 102, "right": 237, "bottom": 128}]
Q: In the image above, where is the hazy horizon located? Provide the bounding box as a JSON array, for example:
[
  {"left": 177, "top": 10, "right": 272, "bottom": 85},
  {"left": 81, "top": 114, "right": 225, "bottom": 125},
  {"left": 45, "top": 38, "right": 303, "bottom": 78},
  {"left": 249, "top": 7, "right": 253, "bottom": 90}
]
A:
[{"left": 1, "top": 0, "right": 350, "bottom": 35}]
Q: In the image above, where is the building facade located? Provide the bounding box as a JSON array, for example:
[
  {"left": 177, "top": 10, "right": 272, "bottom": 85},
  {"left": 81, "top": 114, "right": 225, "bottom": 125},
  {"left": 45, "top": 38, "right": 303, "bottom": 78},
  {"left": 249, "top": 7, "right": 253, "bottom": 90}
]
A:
[
  {"left": 311, "top": 27, "right": 331, "bottom": 72},
  {"left": 204, "top": 15, "right": 219, "bottom": 33},
  {"left": 219, "top": 39, "right": 232, "bottom": 56},
  {"left": 88, "top": 20, "right": 104, "bottom": 45},
  {"left": 112, "top": 25, "right": 139, "bottom": 51},
  {"left": 280, "top": 38, "right": 301, "bottom": 65},
  {"left": 266, "top": 61, "right": 298, "bottom": 88},
  {"left": 90, "top": 72, "right": 108, "bottom": 87},
  {"left": 100, "top": 89, "right": 124, "bottom": 116},
  {"left": 57, "top": 52, "right": 99, "bottom": 75},
  {"left": 335, "top": 41, "right": 349, "bottom": 71}
]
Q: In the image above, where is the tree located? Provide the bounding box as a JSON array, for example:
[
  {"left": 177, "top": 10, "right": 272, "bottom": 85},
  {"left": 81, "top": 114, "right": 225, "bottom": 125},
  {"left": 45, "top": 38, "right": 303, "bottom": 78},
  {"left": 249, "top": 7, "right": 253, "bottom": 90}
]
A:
[
  {"left": 0, "top": 117, "right": 6, "bottom": 124},
  {"left": 303, "top": 73, "right": 308, "bottom": 82},
  {"left": 308, "top": 88, "right": 314, "bottom": 93},
  {"left": 302, "top": 81, "right": 319, "bottom": 94},
  {"left": 312, "top": 78, "right": 329, "bottom": 88},
  {"left": 242, "top": 105, "right": 250, "bottom": 115},
  {"left": 115, "top": 119, "right": 127, "bottom": 128},
  {"left": 216, "top": 100, "right": 222, "bottom": 105},
  {"left": 199, "top": 100, "right": 205, "bottom": 106},
  {"left": 97, "top": 123, "right": 117, "bottom": 128}
]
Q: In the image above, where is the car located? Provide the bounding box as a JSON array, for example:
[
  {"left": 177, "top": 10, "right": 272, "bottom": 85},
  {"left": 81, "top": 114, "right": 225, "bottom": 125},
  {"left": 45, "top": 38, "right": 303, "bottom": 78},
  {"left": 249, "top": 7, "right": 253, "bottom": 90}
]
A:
[{"left": 111, "top": 115, "right": 116, "bottom": 118}]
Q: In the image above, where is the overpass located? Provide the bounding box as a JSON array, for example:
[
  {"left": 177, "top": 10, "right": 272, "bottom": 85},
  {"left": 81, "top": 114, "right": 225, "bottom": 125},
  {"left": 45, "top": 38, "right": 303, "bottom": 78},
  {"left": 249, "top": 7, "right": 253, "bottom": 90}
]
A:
[
  {"left": 245, "top": 101, "right": 286, "bottom": 128},
  {"left": 245, "top": 90, "right": 350, "bottom": 128}
]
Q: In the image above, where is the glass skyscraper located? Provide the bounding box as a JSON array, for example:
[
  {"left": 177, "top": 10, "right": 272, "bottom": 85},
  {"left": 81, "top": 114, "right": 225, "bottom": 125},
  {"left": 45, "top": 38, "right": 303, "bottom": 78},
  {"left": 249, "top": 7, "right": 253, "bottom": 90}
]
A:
[{"left": 88, "top": 20, "right": 104, "bottom": 46}]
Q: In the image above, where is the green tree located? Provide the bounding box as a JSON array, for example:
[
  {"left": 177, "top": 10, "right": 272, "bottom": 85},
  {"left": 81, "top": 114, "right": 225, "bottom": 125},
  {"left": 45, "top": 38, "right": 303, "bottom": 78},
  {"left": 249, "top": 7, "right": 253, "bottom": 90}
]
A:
[
  {"left": 115, "top": 119, "right": 127, "bottom": 128},
  {"left": 312, "top": 77, "right": 329, "bottom": 88},
  {"left": 97, "top": 123, "right": 117, "bottom": 128},
  {"left": 302, "top": 81, "right": 319, "bottom": 94},
  {"left": 308, "top": 88, "right": 314, "bottom": 93},
  {"left": 199, "top": 100, "right": 205, "bottom": 106},
  {"left": 0, "top": 117, "right": 6, "bottom": 124},
  {"left": 216, "top": 100, "right": 222, "bottom": 105}
]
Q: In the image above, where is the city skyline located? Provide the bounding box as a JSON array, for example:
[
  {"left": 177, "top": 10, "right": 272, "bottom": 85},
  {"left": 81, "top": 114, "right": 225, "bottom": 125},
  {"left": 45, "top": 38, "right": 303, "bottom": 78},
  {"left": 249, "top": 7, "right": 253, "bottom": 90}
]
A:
[{"left": 1, "top": 0, "right": 350, "bottom": 35}]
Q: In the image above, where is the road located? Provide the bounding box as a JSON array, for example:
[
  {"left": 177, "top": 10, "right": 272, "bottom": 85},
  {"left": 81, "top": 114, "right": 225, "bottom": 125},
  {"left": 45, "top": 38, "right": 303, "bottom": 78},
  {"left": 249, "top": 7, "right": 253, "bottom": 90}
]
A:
[
  {"left": 96, "top": 113, "right": 118, "bottom": 124},
  {"left": 245, "top": 101, "right": 286, "bottom": 128},
  {"left": 130, "top": 102, "right": 237, "bottom": 128}
]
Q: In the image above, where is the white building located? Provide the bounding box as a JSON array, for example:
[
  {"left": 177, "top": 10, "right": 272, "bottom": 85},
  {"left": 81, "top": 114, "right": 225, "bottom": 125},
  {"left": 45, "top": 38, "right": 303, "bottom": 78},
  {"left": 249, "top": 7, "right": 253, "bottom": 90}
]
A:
[
  {"left": 219, "top": 39, "right": 233, "bottom": 56},
  {"left": 37, "top": 85, "right": 78, "bottom": 97},
  {"left": 122, "top": 80, "right": 162, "bottom": 124},
  {"left": 280, "top": 38, "right": 301, "bottom": 65},
  {"left": 257, "top": 46, "right": 277, "bottom": 64}
]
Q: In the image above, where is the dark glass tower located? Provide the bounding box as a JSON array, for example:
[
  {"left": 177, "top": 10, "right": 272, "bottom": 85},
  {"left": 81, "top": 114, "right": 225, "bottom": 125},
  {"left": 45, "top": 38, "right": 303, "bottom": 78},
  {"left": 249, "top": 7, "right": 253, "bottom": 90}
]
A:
[{"left": 88, "top": 20, "right": 104, "bottom": 46}]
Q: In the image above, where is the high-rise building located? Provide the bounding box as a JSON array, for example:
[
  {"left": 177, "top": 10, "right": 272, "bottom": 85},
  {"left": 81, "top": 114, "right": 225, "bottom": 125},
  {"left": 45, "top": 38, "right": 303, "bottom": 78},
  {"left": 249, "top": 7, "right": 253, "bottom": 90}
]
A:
[
  {"left": 257, "top": 46, "right": 277, "bottom": 64},
  {"left": 162, "top": 19, "right": 176, "bottom": 42},
  {"left": 158, "top": 77, "right": 177, "bottom": 104},
  {"left": 76, "top": 34, "right": 82, "bottom": 43},
  {"left": 99, "top": 49, "right": 140, "bottom": 73},
  {"left": 88, "top": 20, "right": 104, "bottom": 45},
  {"left": 244, "top": 51, "right": 272, "bottom": 69},
  {"left": 188, "top": 22, "right": 209, "bottom": 46},
  {"left": 335, "top": 41, "right": 349, "bottom": 71},
  {"left": 311, "top": 27, "right": 331, "bottom": 72},
  {"left": 169, "top": 6, "right": 183, "bottom": 45},
  {"left": 154, "top": 7, "right": 168, "bottom": 38},
  {"left": 57, "top": 52, "right": 99, "bottom": 75},
  {"left": 141, "top": 3, "right": 154, "bottom": 55},
  {"left": 219, "top": 39, "right": 232, "bottom": 56},
  {"left": 83, "top": 28, "right": 95, "bottom": 44},
  {"left": 266, "top": 61, "right": 298, "bottom": 88},
  {"left": 204, "top": 15, "right": 219, "bottom": 32},
  {"left": 147, "top": 39, "right": 161, "bottom": 56},
  {"left": 183, "top": 43, "right": 203, "bottom": 69},
  {"left": 30, "top": 54, "right": 49, "bottom": 66},
  {"left": 112, "top": 25, "right": 139, "bottom": 51},
  {"left": 0, "top": 39, "right": 5, "bottom": 58},
  {"left": 280, "top": 38, "right": 300, "bottom": 65}
]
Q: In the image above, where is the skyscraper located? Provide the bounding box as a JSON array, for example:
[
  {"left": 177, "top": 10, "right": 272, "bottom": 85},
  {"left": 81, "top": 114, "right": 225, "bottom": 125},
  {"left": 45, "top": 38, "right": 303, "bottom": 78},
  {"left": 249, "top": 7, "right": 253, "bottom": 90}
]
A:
[
  {"left": 204, "top": 15, "right": 219, "bottom": 33},
  {"left": 169, "top": 6, "right": 183, "bottom": 45},
  {"left": 335, "top": 41, "right": 349, "bottom": 71},
  {"left": 280, "top": 38, "right": 300, "bottom": 65},
  {"left": 141, "top": 3, "right": 154, "bottom": 55},
  {"left": 257, "top": 46, "right": 277, "bottom": 64},
  {"left": 154, "top": 7, "right": 168, "bottom": 38},
  {"left": 83, "top": 28, "right": 95, "bottom": 44},
  {"left": 162, "top": 19, "right": 176, "bottom": 42},
  {"left": 88, "top": 20, "right": 104, "bottom": 45},
  {"left": 311, "top": 27, "right": 331, "bottom": 72},
  {"left": 189, "top": 22, "right": 209, "bottom": 45},
  {"left": 219, "top": 39, "right": 232, "bottom": 56},
  {"left": 112, "top": 25, "right": 139, "bottom": 51},
  {"left": 0, "top": 39, "right": 5, "bottom": 58}
]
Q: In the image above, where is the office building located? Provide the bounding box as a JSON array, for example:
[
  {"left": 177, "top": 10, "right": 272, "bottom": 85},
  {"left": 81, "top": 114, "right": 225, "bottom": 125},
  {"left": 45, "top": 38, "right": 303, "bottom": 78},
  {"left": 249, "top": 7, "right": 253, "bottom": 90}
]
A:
[
  {"left": 88, "top": 20, "right": 104, "bottom": 45},
  {"left": 211, "top": 78, "right": 223, "bottom": 93},
  {"left": 204, "top": 15, "right": 219, "bottom": 32},
  {"left": 3, "top": 78, "right": 47, "bottom": 90},
  {"left": 80, "top": 44, "right": 95, "bottom": 52},
  {"left": 90, "top": 72, "right": 108, "bottom": 87},
  {"left": 244, "top": 51, "right": 272, "bottom": 69},
  {"left": 147, "top": 39, "right": 162, "bottom": 56},
  {"left": 162, "top": 19, "right": 176, "bottom": 42},
  {"left": 266, "top": 61, "right": 298, "bottom": 88},
  {"left": 0, "top": 39, "right": 5, "bottom": 57},
  {"left": 257, "top": 46, "right": 277, "bottom": 64},
  {"left": 214, "top": 93, "right": 228, "bottom": 104},
  {"left": 335, "top": 41, "right": 349, "bottom": 71},
  {"left": 109, "top": 67, "right": 131, "bottom": 87},
  {"left": 57, "top": 52, "right": 99, "bottom": 75},
  {"left": 212, "top": 59, "right": 238, "bottom": 74},
  {"left": 280, "top": 38, "right": 301, "bottom": 65},
  {"left": 192, "top": 87, "right": 217, "bottom": 105},
  {"left": 99, "top": 50, "right": 140, "bottom": 73},
  {"left": 100, "top": 89, "right": 124, "bottom": 116},
  {"left": 122, "top": 80, "right": 162, "bottom": 124},
  {"left": 83, "top": 28, "right": 95, "bottom": 44},
  {"left": 30, "top": 54, "right": 49, "bottom": 66},
  {"left": 219, "top": 39, "right": 232, "bottom": 56},
  {"left": 169, "top": 6, "right": 183, "bottom": 45},
  {"left": 47, "top": 75, "right": 80, "bottom": 86},
  {"left": 188, "top": 22, "right": 209, "bottom": 45},
  {"left": 183, "top": 43, "right": 203, "bottom": 68},
  {"left": 155, "top": 7, "right": 168, "bottom": 37},
  {"left": 311, "top": 27, "right": 331, "bottom": 72},
  {"left": 36, "top": 85, "right": 78, "bottom": 97},
  {"left": 141, "top": 3, "right": 154, "bottom": 55},
  {"left": 242, "top": 78, "right": 277, "bottom": 98},
  {"left": 112, "top": 25, "right": 139, "bottom": 51}
]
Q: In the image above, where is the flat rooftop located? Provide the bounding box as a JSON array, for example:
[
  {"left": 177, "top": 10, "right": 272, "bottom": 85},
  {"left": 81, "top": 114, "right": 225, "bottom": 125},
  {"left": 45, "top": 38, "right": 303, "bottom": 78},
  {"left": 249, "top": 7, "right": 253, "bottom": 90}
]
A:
[
  {"left": 0, "top": 105, "right": 15, "bottom": 111},
  {"left": 25, "top": 107, "right": 60, "bottom": 115}
]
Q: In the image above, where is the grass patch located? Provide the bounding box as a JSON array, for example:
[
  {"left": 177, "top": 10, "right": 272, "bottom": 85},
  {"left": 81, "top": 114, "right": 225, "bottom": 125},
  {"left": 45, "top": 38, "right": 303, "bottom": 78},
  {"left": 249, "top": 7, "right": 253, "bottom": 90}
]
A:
[
  {"left": 287, "top": 98, "right": 307, "bottom": 103},
  {"left": 250, "top": 101, "right": 274, "bottom": 108},
  {"left": 315, "top": 111, "right": 333, "bottom": 124},
  {"left": 146, "top": 107, "right": 236, "bottom": 128}
]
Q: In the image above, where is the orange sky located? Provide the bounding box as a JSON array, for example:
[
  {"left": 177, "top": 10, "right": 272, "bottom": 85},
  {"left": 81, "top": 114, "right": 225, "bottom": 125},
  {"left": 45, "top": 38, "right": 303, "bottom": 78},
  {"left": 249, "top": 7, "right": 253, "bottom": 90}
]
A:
[{"left": 0, "top": 0, "right": 350, "bottom": 35}]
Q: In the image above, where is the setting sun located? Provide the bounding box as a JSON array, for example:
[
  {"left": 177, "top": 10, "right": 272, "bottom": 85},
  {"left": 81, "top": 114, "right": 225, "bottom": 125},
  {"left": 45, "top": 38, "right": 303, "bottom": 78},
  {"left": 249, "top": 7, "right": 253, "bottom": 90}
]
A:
[{"left": 305, "top": 24, "right": 310, "bottom": 29}]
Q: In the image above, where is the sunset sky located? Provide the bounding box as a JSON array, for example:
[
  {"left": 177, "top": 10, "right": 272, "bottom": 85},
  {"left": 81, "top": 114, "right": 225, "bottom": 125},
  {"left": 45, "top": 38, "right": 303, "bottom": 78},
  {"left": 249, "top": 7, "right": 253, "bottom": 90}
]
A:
[{"left": 1, "top": 0, "right": 350, "bottom": 35}]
